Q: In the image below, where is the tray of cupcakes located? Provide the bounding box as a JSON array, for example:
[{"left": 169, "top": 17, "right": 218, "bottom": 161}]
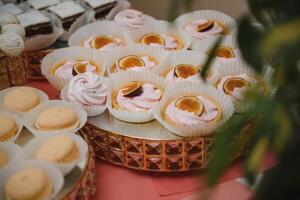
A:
[
  {"left": 0, "top": 86, "right": 96, "bottom": 199},
  {"left": 31, "top": 7, "right": 272, "bottom": 173}
]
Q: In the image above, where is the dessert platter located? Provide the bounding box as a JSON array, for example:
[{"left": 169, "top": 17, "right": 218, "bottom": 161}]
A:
[{"left": 0, "top": 0, "right": 273, "bottom": 198}]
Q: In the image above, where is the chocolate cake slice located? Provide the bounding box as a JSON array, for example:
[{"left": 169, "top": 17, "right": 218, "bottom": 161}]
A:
[
  {"left": 0, "top": 3, "right": 23, "bottom": 15},
  {"left": 28, "top": 0, "right": 60, "bottom": 10},
  {"left": 17, "top": 10, "right": 53, "bottom": 37},
  {"left": 84, "top": 0, "right": 117, "bottom": 19},
  {"left": 48, "top": 1, "right": 85, "bottom": 31}
]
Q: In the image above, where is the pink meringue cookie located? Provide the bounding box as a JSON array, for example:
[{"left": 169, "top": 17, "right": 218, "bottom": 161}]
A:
[
  {"left": 184, "top": 19, "right": 223, "bottom": 40},
  {"left": 83, "top": 34, "right": 122, "bottom": 52},
  {"left": 67, "top": 72, "right": 107, "bottom": 106},
  {"left": 116, "top": 83, "right": 162, "bottom": 111},
  {"left": 114, "top": 9, "right": 145, "bottom": 29},
  {"left": 166, "top": 95, "right": 220, "bottom": 125},
  {"left": 54, "top": 60, "right": 98, "bottom": 79},
  {"left": 114, "top": 56, "right": 157, "bottom": 72},
  {"left": 165, "top": 68, "right": 202, "bottom": 83}
]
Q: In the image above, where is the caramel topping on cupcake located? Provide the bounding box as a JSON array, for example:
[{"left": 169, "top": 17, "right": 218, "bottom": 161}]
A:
[
  {"left": 175, "top": 96, "right": 203, "bottom": 116},
  {"left": 140, "top": 33, "right": 165, "bottom": 46},
  {"left": 90, "top": 35, "right": 115, "bottom": 49},
  {"left": 72, "top": 63, "right": 87, "bottom": 76},
  {"left": 174, "top": 64, "right": 199, "bottom": 79},
  {"left": 118, "top": 55, "right": 145, "bottom": 70},
  {"left": 121, "top": 81, "right": 143, "bottom": 97},
  {"left": 223, "top": 77, "right": 251, "bottom": 94},
  {"left": 197, "top": 20, "right": 214, "bottom": 32},
  {"left": 216, "top": 46, "right": 235, "bottom": 58}
]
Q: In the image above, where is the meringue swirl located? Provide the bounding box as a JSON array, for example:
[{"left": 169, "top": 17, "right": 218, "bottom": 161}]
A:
[
  {"left": 67, "top": 72, "right": 107, "bottom": 106},
  {"left": 114, "top": 9, "right": 145, "bottom": 29},
  {"left": 116, "top": 83, "right": 161, "bottom": 111},
  {"left": 165, "top": 68, "right": 202, "bottom": 83},
  {"left": 184, "top": 19, "right": 223, "bottom": 40},
  {"left": 54, "top": 60, "right": 98, "bottom": 79},
  {"left": 83, "top": 34, "right": 122, "bottom": 52},
  {"left": 114, "top": 56, "right": 157, "bottom": 72},
  {"left": 166, "top": 95, "right": 220, "bottom": 125}
]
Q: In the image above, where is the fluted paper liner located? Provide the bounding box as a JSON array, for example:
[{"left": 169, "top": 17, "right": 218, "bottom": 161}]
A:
[
  {"left": 17, "top": 132, "right": 88, "bottom": 176},
  {"left": 61, "top": 77, "right": 109, "bottom": 117},
  {"left": 108, "top": 71, "right": 166, "bottom": 123},
  {"left": 41, "top": 47, "right": 106, "bottom": 91},
  {"left": 23, "top": 100, "right": 87, "bottom": 136},
  {"left": 129, "top": 20, "right": 192, "bottom": 50},
  {"left": 0, "top": 160, "right": 64, "bottom": 200},
  {"left": 0, "top": 142, "right": 21, "bottom": 168},
  {"left": 0, "top": 111, "right": 23, "bottom": 143},
  {"left": 105, "top": 44, "right": 169, "bottom": 74},
  {"left": 0, "top": 86, "right": 49, "bottom": 117},
  {"left": 68, "top": 20, "right": 133, "bottom": 47},
  {"left": 153, "top": 82, "right": 234, "bottom": 137}
]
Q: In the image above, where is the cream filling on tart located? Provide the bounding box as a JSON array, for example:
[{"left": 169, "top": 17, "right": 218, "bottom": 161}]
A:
[
  {"left": 83, "top": 34, "right": 122, "bottom": 52},
  {"left": 165, "top": 95, "right": 221, "bottom": 125}
]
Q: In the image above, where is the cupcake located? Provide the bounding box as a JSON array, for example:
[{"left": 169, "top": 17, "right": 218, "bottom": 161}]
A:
[
  {"left": 0, "top": 160, "right": 64, "bottom": 200},
  {"left": 23, "top": 100, "right": 87, "bottom": 136},
  {"left": 154, "top": 50, "right": 218, "bottom": 83},
  {"left": 106, "top": 45, "right": 169, "bottom": 74},
  {"left": 153, "top": 82, "right": 234, "bottom": 137},
  {"left": 175, "top": 10, "right": 237, "bottom": 40},
  {"left": 0, "top": 86, "right": 49, "bottom": 115},
  {"left": 61, "top": 72, "right": 108, "bottom": 117},
  {"left": 129, "top": 20, "right": 191, "bottom": 50},
  {"left": 114, "top": 9, "right": 155, "bottom": 31},
  {"left": 19, "top": 133, "right": 88, "bottom": 175},
  {"left": 41, "top": 47, "right": 105, "bottom": 90},
  {"left": 0, "top": 143, "right": 20, "bottom": 169},
  {"left": 68, "top": 21, "right": 133, "bottom": 52},
  {"left": 108, "top": 71, "right": 166, "bottom": 123}
]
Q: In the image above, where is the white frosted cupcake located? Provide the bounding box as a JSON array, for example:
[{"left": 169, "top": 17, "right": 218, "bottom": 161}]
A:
[
  {"left": 153, "top": 82, "right": 234, "bottom": 137},
  {"left": 105, "top": 44, "right": 169, "bottom": 74},
  {"left": 129, "top": 20, "right": 191, "bottom": 50},
  {"left": 108, "top": 71, "right": 166, "bottom": 123},
  {"left": 0, "top": 142, "right": 21, "bottom": 170},
  {"left": 18, "top": 132, "right": 88, "bottom": 175},
  {"left": 114, "top": 9, "right": 155, "bottom": 31},
  {"left": 68, "top": 20, "right": 133, "bottom": 52},
  {"left": 154, "top": 50, "right": 219, "bottom": 83},
  {"left": 61, "top": 72, "right": 108, "bottom": 117},
  {"left": 0, "top": 160, "right": 64, "bottom": 200},
  {"left": 41, "top": 47, "right": 105, "bottom": 90}
]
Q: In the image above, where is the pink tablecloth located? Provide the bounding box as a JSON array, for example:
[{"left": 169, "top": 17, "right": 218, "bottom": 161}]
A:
[{"left": 29, "top": 80, "right": 276, "bottom": 200}]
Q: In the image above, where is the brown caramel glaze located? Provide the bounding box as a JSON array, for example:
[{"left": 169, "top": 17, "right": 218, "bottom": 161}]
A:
[
  {"left": 122, "top": 81, "right": 144, "bottom": 98},
  {"left": 174, "top": 64, "right": 199, "bottom": 79},
  {"left": 140, "top": 33, "right": 165, "bottom": 46},
  {"left": 175, "top": 96, "right": 203, "bottom": 116},
  {"left": 223, "top": 77, "right": 251, "bottom": 94}
]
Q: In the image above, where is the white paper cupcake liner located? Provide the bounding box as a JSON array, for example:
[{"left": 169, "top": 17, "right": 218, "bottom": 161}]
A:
[
  {"left": 41, "top": 47, "right": 106, "bottom": 91},
  {"left": 23, "top": 100, "right": 87, "bottom": 136},
  {"left": 60, "top": 77, "right": 109, "bottom": 117},
  {"left": 153, "top": 82, "right": 234, "bottom": 137},
  {"left": 128, "top": 20, "right": 192, "bottom": 50},
  {"left": 68, "top": 20, "right": 133, "bottom": 48},
  {"left": 108, "top": 71, "right": 166, "bottom": 123},
  {"left": 0, "top": 142, "right": 21, "bottom": 169},
  {"left": 0, "top": 160, "right": 64, "bottom": 200},
  {"left": 105, "top": 44, "right": 169, "bottom": 74},
  {"left": 17, "top": 132, "right": 88, "bottom": 176},
  {"left": 0, "top": 111, "right": 23, "bottom": 143},
  {"left": 0, "top": 86, "right": 49, "bottom": 117}
]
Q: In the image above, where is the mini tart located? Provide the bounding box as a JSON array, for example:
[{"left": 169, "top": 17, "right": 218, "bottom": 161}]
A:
[
  {"left": 5, "top": 167, "right": 53, "bottom": 200},
  {"left": 164, "top": 95, "right": 222, "bottom": 125},
  {"left": 4, "top": 87, "right": 40, "bottom": 112},
  {"left": 223, "top": 77, "right": 251, "bottom": 95},
  {"left": 207, "top": 46, "right": 235, "bottom": 59},
  {"left": 50, "top": 59, "right": 101, "bottom": 76},
  {"left": 140, "top": 32, "right": 183, "bottom": 50},
  {"left": 89, "top": 35, "right": 119, "bottom": 49},
  {"left": 35, "top": 135, "right": 79, "bottom": 164},
  {"left": 111, "top": 55, "right": 158, "bottom": 73},
  {"left": 0, "top": 151, "right": 8, "bottom": 168},
  {"left": 0, "top": 115, "right": 17, "bottom": 142},
  {"left": 173, "top": 64, "right": 200, "bottom": 79},
  {"left": 35, "top": 107, "right": 79, "bottom": 131}
]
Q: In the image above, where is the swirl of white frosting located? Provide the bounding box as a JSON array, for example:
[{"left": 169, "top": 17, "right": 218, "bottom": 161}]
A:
[
  {"left": 116, "top": 83, "right": 161, "bottom": 111},
  {"left": 166, "top": 95, "right": 219, "bottom": 125},
  {"left": 114, "top": 9, "right": 145, "bottom": 29},
  {"left": 83, "top": 34, "right": 122, "bottom": 52},
  {"left": 54, "top": 60, "right": 98, "bottom": 79},
  {"left": 184, "top": 19, "right": 223, "bottom": 40},
  {"left": 217, "top": 73, "right": 258, "bottom": 101},
  {"left": 67, "top": 72, "right": 107, "bottom": 106},
  {"left": 165, "top": 68, "right": 201, "bottom": 83},
  {"left": 115, "top": 56, "right": 157, "bottom": 72},
  {"left": 147, "top": 33, "right": 179, "bottom": 50}
]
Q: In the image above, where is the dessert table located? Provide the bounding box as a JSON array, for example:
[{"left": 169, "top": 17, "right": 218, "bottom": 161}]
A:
[{"left": 29, "top": 80, "right": 276, "bottom": 200}]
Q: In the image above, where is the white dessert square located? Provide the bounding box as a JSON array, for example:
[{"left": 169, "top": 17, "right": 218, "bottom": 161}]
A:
[
  {"left": 84, "top": 0, "right": 116, "bottom": 9},
  {"left": 48, "top": 1, "right": 85, "bottom": 19},
  {"left": 0, "top": 3, "right": 23, "bottom": 15},
  {"left": 28, "top": 0, "right": 60, "bottom": 10},
  {"left": 17, "top": 10, "right": 50, "bottom": 28}
]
